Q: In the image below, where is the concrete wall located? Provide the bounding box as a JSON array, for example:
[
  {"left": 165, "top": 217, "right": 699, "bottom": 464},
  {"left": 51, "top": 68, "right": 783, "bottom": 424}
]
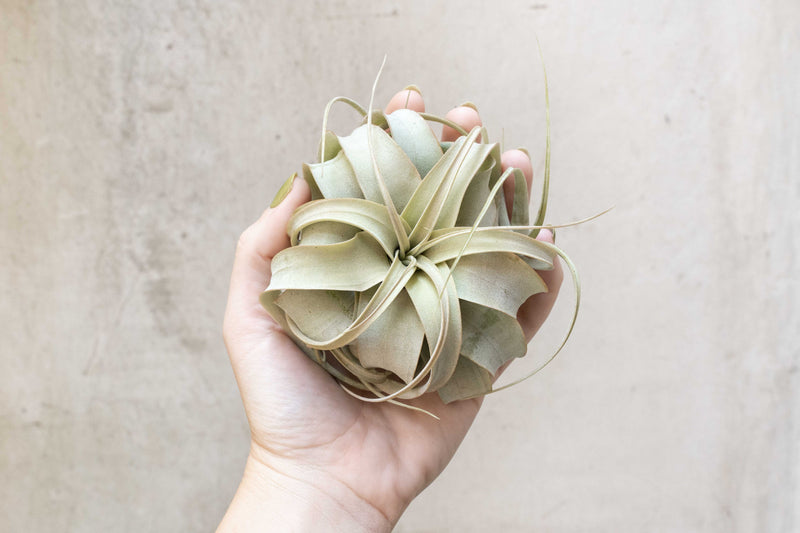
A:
[{"left": 2, "top": 1, "right": 797, "bottom": 531}]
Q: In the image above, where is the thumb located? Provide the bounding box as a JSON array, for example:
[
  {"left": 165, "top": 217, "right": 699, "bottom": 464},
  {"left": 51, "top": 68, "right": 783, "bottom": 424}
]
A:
[{"left": 223, "top": 175, "right": 311, "bottom": 351}]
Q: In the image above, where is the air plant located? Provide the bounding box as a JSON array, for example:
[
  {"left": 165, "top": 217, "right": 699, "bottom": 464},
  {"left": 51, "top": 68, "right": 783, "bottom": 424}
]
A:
[{"left": 260, "top": 59, "right": 581, "bottom": 410}]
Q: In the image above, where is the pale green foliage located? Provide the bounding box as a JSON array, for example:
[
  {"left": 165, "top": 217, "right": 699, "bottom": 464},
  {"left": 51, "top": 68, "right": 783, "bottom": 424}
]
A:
[{"left": 261, "top": 70, "right": 579, "bottom": 405}]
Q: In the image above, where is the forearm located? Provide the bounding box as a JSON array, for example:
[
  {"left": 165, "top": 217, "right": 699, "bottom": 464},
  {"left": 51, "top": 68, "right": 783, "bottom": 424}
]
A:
[{"left": 217, "top": 449, "right": 393, "bottom": 533}]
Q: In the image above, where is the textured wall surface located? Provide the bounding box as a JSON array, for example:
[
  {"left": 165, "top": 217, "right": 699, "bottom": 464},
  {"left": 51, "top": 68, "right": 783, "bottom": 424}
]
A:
[{"left": 1, "top": 1, "right": 798, "bottom": 531}]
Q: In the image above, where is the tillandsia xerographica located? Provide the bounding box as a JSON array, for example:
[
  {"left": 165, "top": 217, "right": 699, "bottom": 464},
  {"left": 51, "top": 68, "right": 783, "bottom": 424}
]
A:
[{"left": 260, "top": 61, "right": 581, "bottom": 409}]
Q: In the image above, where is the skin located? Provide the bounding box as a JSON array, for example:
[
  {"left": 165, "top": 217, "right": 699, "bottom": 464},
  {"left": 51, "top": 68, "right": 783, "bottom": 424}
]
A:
[{"left": 217, "top": 89, "right": 563, "bottom": 532}]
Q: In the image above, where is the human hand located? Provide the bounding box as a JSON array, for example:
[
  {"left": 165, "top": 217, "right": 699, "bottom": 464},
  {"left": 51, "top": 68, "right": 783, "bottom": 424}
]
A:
[{"left": 217, "top": 88, "right": 563, "bottom": 532}]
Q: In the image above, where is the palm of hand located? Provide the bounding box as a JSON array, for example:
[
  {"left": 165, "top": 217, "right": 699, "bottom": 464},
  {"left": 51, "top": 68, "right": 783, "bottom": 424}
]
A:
[
  {"left": 222, "top": 89, "right": 562, "bottom": 525},
  {"left": 229, "top": 322, "right": 482, "bottom": 522}
]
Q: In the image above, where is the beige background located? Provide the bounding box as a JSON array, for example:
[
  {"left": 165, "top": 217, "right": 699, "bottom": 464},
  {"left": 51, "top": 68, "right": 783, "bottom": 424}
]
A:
[{"left": 2, "top": 1, "right": 798, "bottom": 531}]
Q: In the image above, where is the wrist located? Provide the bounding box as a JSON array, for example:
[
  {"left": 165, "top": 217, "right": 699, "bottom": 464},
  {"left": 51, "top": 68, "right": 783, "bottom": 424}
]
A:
[{"left": 217, "top": 445, "right": 393, "bottom": 533}]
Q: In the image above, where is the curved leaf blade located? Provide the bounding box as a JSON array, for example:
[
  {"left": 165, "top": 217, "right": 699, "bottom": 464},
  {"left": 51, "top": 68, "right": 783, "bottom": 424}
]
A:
[
  {"left": 286, "top": 254, "right": 416, "bottom": 350},
  {"left": 451, "top": 252, "right": 547, "bottom": 316},
  {"left": 459, "top": 300, "right": 527, "bottom": 375},
  {"left": 275, "top": 290, "right": 354, "bottom": 341},
  {"left": 338, "top": 124, "right": 421, "bottom": 212},
  {"left": 406, "top": 257, "right": 461, "bottom": 391},
  {"left": 385, "top": 108, "right": 443, "bottom": 179},
  {"left": 304, "top": 151, "right": 363, "bottom": 200},
  {"left": 421, "top": 228, "right": 555, "bottom": 270},
  {"left": 437, "top": 357, "right": 493, "bottom": 404},
  {"left": 267, "top": 233, "right": 390, "bottom": 292},
  {"left": 350, "top": 289, "right": 424, "bottom": 383}
]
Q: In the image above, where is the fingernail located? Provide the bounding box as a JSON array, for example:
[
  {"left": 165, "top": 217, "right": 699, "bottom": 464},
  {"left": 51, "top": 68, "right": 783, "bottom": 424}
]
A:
[
  {"left": 403, "top": 84, "right": 422, "bottom": 96},
  {"left": 516, "top": 147, "right": 531, "bottom": 159},
  {"left": 270, "top": 172, "right": 297, "bottom": 208},
  {"left": 459, "top": 101, "right": 478, "bottom": 111}
]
